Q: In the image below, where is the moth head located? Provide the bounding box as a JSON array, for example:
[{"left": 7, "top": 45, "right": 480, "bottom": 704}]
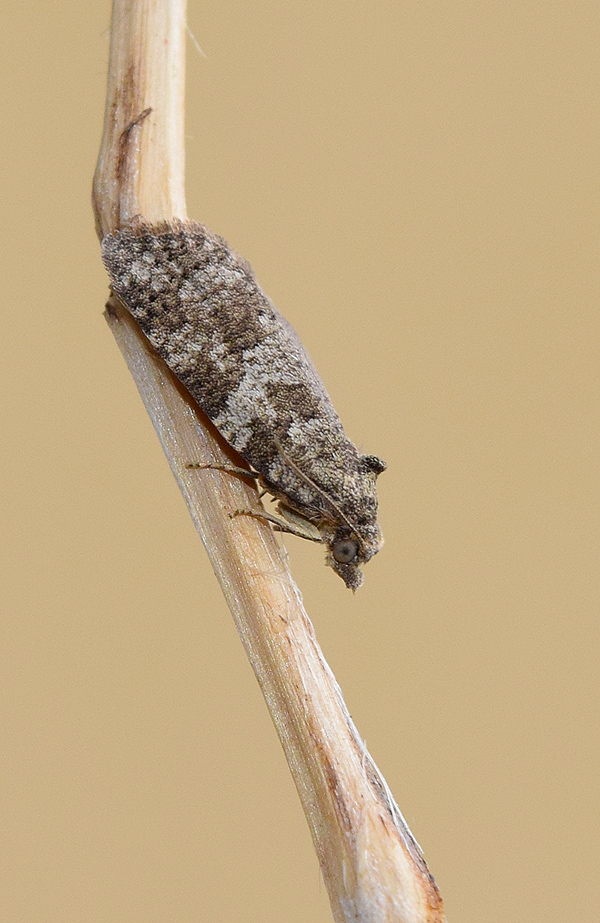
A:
[
  {"left": 273, "top": 444, "right": 386, "bottom": 590},
  {"left": 326, "top": 526, "right": 384, "bottom": 592}
]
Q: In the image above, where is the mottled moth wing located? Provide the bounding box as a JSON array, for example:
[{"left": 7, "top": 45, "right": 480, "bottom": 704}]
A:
[{"left": 102, "top": 220, "right": 385, "bottom": 588}]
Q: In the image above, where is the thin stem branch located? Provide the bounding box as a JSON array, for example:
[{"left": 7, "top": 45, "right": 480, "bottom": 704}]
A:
[{"left": 93, "top": 2, "right": 445, "bottom": 920}]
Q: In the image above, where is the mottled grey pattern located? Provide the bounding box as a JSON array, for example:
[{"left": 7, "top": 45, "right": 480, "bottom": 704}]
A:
[{"left": 102, "top": 220, "right": 385, "bottom": 589}]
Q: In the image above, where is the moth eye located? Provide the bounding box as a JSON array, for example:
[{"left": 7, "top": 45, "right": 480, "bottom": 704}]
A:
[{"left": 332, "top": 539, "right": 359, "bottom": 565}]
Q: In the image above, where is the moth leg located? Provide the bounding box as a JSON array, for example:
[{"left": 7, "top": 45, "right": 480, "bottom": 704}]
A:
[
  {"left": 231, "top": 509, "right": 322, "bottom": 543},
  {"left": 277, "top": 504, "right": 322, "bottom": 541},
  {"left": 186, "top": 462, "right": 260, "bottom": 483}
]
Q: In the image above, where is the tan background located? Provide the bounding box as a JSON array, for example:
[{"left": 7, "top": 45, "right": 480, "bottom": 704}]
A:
[{"left": 1, "top": 2, "right": 598, "bottom": 921}]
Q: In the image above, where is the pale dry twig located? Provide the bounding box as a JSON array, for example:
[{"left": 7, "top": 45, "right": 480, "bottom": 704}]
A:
[{"left": 92, "top": 2, "right": 445, "bottom": 920}]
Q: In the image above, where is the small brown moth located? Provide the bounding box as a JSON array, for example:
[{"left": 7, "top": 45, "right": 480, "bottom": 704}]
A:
[{"left": 102, "top": 220, "right": 385, "bottom": 589}]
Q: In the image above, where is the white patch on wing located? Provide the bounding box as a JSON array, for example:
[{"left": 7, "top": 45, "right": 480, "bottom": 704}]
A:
[
  {"left": 287, "top": 417, "right": 328, "bottom": 447},
  {"left": 214, "top": 340, "right": 300, "bottom": 444}
]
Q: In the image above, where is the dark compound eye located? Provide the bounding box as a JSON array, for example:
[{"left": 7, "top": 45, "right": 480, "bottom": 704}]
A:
[{"left": 332, "top": 539, "right": 359, "bottom": 565}]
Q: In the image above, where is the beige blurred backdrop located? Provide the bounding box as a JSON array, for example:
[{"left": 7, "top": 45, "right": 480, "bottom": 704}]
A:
[{"left": 1, "top": 2, "right": 598, "bottom": 921}]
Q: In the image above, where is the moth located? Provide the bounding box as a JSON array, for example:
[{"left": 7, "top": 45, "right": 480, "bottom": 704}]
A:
[{"left": 102, "top": 220, "right": 385, "bottom": 589}]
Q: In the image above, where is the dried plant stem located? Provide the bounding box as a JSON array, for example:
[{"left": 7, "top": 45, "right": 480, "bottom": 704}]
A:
[{"left": 93, "top": 2, "right": 445, "bottom": 920}]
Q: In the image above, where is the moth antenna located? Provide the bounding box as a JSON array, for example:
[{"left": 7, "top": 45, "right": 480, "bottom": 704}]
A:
[{"left": 273, "top": 438, "right": 366, "bottom": 543}]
